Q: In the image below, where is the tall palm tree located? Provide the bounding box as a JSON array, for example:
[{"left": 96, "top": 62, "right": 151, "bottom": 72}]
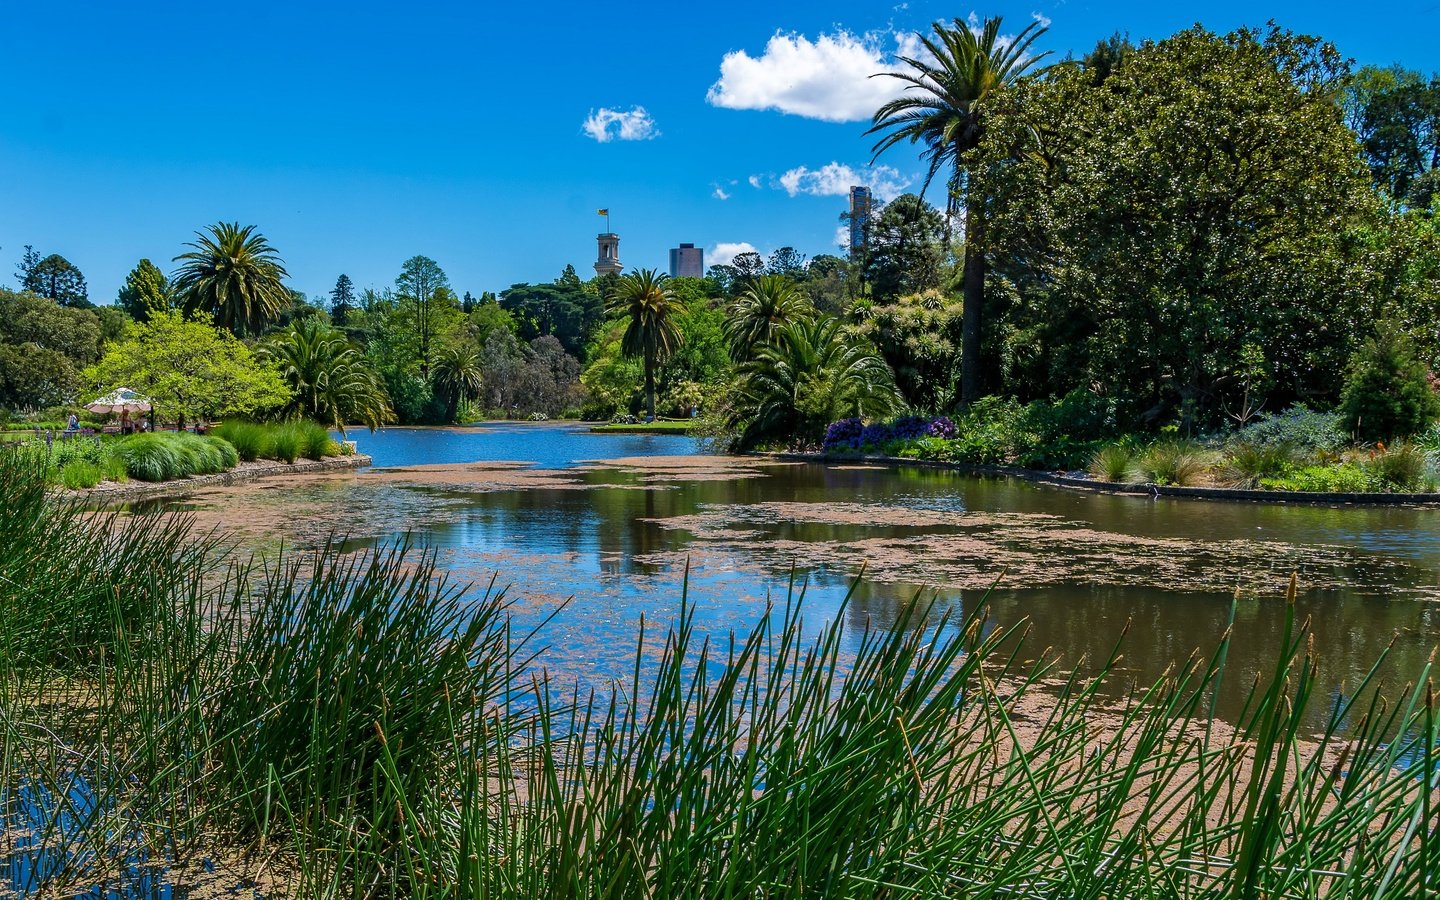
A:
[
  {"left": 733, "top": 317, "right": 903, "bottom": 450},
  {"left": 172, "top": 222, "right": 291, "bottom": 335},
  {"left": 432, "top": 343, "right": 485, "bottom": 424},
  {"left": 725, "top": 274, "right": 813, "bottom": 361},
  {"left": 608, "top": 269, "right": 681, "bottom": 419},
  {"left": 868, "top": 16, "right": 1050, "bottom": 404},
  {"left": 262, "top": 317, "right": 392, "bottom": 437}
]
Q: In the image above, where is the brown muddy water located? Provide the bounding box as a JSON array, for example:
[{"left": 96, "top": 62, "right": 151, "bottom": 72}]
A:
[{"left": 134, "top": 422, "right": 1440, "bottom": 728}]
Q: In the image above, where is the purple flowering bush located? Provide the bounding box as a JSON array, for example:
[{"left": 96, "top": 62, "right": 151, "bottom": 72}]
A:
[{"left": 822, "top": 415, "right": 961, "bottom": 455}]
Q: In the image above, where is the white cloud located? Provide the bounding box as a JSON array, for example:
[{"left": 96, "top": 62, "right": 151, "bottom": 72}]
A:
[
  {"left": 747, "top": 175, "right": 763, "bottom": 189},
  {"left": 1032, "top": 11, "right": 1052, "bottom": 28},
  {"left": 705, "top": 29, "right": 924, "bottom": 123},
  {"left": 834, "top": 225, "right": 851, "bottom": 250},
  {"left": 581, "top": 106, "right": 660, "bottom": 142},
  {"left": 712, "top": 184, "right": 731, "bottom": 200},
  {"left": 710, "top": 242, "right": 759, "bottom": 267},
  {"left": 774, "top": 162, "right": 911, "bottom": 202}
]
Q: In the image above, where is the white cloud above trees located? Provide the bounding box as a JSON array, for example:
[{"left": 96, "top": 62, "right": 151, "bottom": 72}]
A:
[
  {"left": 581, "top": 106, "right": 660, "bottom": 142},
  {"left": 705, "top": 29, "right": 926, "bottom": 122},
  {"left": 709, "top": 242, "right": 759, "bottom": 266},
  {"left": 774, "top": 162, "right": 910, "bottom": 201}
]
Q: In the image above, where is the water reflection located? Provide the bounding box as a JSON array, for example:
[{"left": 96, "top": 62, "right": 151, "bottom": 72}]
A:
[{"left": 138, "top": 423, "right": 1440, "bottom": 728}]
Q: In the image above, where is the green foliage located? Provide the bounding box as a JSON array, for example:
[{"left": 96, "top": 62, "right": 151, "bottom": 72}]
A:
[
  {"left": 291, "top": 420, "right": 333, "bottom": 460},
  {"left": 173, "top": 222, "right": 291, "bottom": 335},
  {"left": 1339, "top": 326, "right": 1440, "bottom": 441},
  {"left": 732, "top": 317, "right": 902, "bottom": 450},
  {"left": 1236, "top": 405, "right": 1346, "bottom": 453},
  {"left": 1136, "top": 440, "right": 1214, "bottom": 485},
  {"left": 1219, "top": 442, "right": 1298, "bottom": 488},
  {"left": 115, "top": 258, "right": 173, "bottom": 322},
  {"left": 58, "top": 458, "right": 102, "bottom": 489},
  {"left": 212, "top": 420, "right": 273, "bottom": 462},
  {"left": 0, "top": 287, "right": 103, "bottom": 362},
  {"left": 115, "top": 432, "right": 239, "bottom": 481},
  {"left": 1089, "top": 443, "right": 1139, "bottom": 482},
  {"left": 263, "top": 317, "right": 392, "bottom": 435},
  {"left": 499, "top": 266, "right": 605, "bottom": 358},
  {"left": 431, "top": 342, "right": 484, "bottom": 424},
  {"left": 609, "top": 269, "right": 683, "bottom": 419},
  {"left": 725, "top": 275, "right": 812, "bottom": 361},
  {"left": 1260, "top": 463, "right": 1375, "bottom": 493},
  {"left": 1363, "top": 443, "right": 1433, "bottom": 491},
  {"left": 85, "top": 309, "right": 292, "bottom": 425},
  {"left": 269, "top": 423, "right": 303, "bottom": 463},
  {"left": 20, "top": 253, "right": 90, "bottom": 308},
  {"left": 977, "top": 25, "right": 1379, "bottom": 426},
  {"left": 852, "top": 288, "right": 963, "bottom": 410}
]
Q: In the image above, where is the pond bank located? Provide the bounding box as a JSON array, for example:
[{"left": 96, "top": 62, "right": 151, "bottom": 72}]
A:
[
  {"left": 71, "top": 454, "right": 373, "bottom": 505},
  {"left": 765, "top": 451, "right": 1440, "bottom": 506}
]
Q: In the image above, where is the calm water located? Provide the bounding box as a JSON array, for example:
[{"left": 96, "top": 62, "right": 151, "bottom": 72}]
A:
[{"left": 156, "top": 422, "right": 1440, "bottom": 726}]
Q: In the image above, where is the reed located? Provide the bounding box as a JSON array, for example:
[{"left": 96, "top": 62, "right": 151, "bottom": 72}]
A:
[{"left": 1, "top": 445, "right": 1436, "bottom": 898}]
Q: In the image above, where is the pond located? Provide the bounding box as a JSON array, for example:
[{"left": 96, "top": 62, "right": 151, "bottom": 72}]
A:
[{"left": 149, "top": 421, "right": 1440, "bottom": 727}]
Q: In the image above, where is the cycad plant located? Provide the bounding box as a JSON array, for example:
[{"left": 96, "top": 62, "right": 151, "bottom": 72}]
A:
[
  {"left": 732, "top": 316, "right": 903, "bottom": 449},
  {"left": 172, "top": 222, "right": 291, "bottom": 335},
  {"left": 609, "top": 269, "right": 681, "bottom": 419},
  {"left": 725, "top": 274, "right": 812, "bottom": 361},
  {"left": 262, "top": 317, "right": 392, "bottom": 436},
  {"left": 869, "top": 15, "right": 1050, "bottom": 403}
]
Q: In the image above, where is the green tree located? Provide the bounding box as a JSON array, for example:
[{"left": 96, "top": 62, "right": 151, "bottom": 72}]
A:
[
  {"left": 861, "top": 194, "right": 948, "bottom": 301},
  {"left": 13, "top": 245, "right": 41, "bottom": 289},
  {"left": 853, "top": 288, "right": 965, "bottom": 411},
  {"left": 975, "top": 25, "right": 1376, "bottom": 427},
  {"left": 262, "top": 317, "right": 392, "bottom": 436},
  {"left": 0, "top": 344, "right": 82, "bottom": 410},
  {"left": 500, "top": 269, "right": 605, "bottom": 357},
  {"left": 431, "top": 343, "right": 484, "bottom": 424},
  {"left": 725, "top": 275, "right": 813, "bottom": 361},
  {"left": 330, "top": 274, "right": 357, "bottom": 326},
  {"left": 23, "top": 254, "right": 90, "bottom": 308},
  {"left": 395, "top": 255, "right": 451, "bottom": 376},
  {"left": 116, "top": 258, "right": 173, "bottom": 321},
  {"left": 1347, "top": 65, "right": 1439, "bottom": 206},
  {"left": 172, "top": 222, "right": 291, "bottom": 335},
  {"left": 609, "top": 269, "right": 681, "bottom": 419},
  {"left": 85, "top": 309, "right": 291, "bottom": 426},
  {"left": 869, "top": 15, "right": 1050, "bottom": 403},
  {"left": 0, "top": 288, "right": 103, "bottom": 363},
  {"left": 731, "top": 317, "right": 902, "bottom": 450},
  {"left": 1339, "top": 325, "right": 1440, "bottom": 441}
]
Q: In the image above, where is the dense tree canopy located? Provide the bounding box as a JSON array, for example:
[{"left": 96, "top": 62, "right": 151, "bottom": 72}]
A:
[
  {"left": 173, "top": 223, "right": 291, "bottom": 335},
  {"left": 116, "top": 259, "right": 173, "bottom": 322},
  {"left": 86, "top": 310, "right": 291, "bottom": 425},
  {"left": 976, "top": 25, "right": 1380, "bottom": 428}
]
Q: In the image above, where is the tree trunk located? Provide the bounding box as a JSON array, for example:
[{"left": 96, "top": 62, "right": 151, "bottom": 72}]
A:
[
  {"left": 960, "top": 200, "right": 986, "bottom": 406},
  {"left": 644, "top": 358, "right": 657, "bottom": 419}
]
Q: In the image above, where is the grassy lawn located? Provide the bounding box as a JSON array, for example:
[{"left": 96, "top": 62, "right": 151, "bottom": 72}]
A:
[{"left": 589, "top": 421, "right": 695, "bottom": 434}]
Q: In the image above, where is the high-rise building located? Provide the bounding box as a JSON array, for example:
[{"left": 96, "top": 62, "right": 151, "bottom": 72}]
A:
[
  {"left": 594, "top": 232, "right": 622, "bottom": 276},
  {"left": 848, "top": 186, "right": 872, "bottom": 257},
  {"left": 669, "top": 243, "right": 704, "bottom": 278}
]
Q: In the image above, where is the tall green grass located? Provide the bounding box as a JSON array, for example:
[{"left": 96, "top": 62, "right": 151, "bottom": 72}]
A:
[
  {"left": 1, "top": 445, "right": 1436, "bottom": 898},
  {"left": 113, "top": 432, "right": 240, "bottom": 481},
  {"left": 213, "top": 420, "right": 339, "bottom": 464}
]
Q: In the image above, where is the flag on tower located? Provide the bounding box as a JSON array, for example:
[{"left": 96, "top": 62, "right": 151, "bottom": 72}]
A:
[{"left": 596, "top": 208, "right": 609, "bottom": 216}]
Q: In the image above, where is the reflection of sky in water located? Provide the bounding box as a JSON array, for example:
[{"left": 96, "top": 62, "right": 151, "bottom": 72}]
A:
[{"left": 162, "top": 425, "right": 1440, "bottom": 727}]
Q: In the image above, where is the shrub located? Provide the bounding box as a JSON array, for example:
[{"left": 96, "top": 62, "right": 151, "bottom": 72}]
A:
[
  {"left": 207, "top": 435, "right": 240, "bottom": 470},
  {"left": 1136, "top": 441, "right": 1214, "bottom": 486},
  {"left": 116, "top": 433, "right": 184, "bottom": 482},
  {"left": 1236, "top": 405, "right": 1345, "bottom": 453},
  {"left": 296, "top": 420, "right": 334, "bottom": 460},
  {"left": 269, "top": 423, "right": 303, "bottom": 463},
  {"left": 1261, "top": 463, "right": 1374, "bottom": 493},
  {"left": 1339, "top": 326, "right": 1440, "bottom": 441},
  {"left": 59, "top": 459, "right": 103, "bottom": 489},
  {"left": 212, "top": 421, "right": 272, "bottom": 462},
  {"left": 1363, "top": 443, "right": 1432, "bottom": 491},
  {"left": 1219, "top": 442, "right": 1297, "bottom": 488},
  {"left": 1089, "top": 443, "right": 1138, "bottom": 482},
  {"left": 823, "top": 418, "right": 866, "bottom": 453},
  {"left": 102, "top": 453, "right": 128, "bottom": 483}
]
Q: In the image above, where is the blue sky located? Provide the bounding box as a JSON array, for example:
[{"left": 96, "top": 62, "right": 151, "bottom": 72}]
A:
[{"left": 2, "top": 0, "right": 1437, "bottom": 306}]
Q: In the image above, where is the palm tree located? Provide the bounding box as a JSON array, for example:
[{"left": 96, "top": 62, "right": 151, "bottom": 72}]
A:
[
  {"left": 732, "top": 317, "right": 903, "bottom": 450},
  {"left": 608, "top": 269, "right": 681, "bottom": 419},
  {"left": 432, "top": 343, "right": 485, "bottom": 424},
  {"left": 263, "top": 317, "right": 392, "bottom": 437},
  {"left": 868, "top": 16, "right": 1050, "bottom": 404},
  {"left": 725, "top": 274, "right": 813, "bottom": 361},
  {"left": 172, "top": 222, "right": 291, "bottom": 335}
]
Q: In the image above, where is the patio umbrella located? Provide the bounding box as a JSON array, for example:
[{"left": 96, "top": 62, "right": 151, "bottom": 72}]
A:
[{"left": 85, "top": 387, "right": 152, "bottom": 415}]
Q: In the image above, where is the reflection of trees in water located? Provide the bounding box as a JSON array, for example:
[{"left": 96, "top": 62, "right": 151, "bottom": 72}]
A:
[{"left": 978, "top": 585, "right": 1440, "bottom": 728}]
